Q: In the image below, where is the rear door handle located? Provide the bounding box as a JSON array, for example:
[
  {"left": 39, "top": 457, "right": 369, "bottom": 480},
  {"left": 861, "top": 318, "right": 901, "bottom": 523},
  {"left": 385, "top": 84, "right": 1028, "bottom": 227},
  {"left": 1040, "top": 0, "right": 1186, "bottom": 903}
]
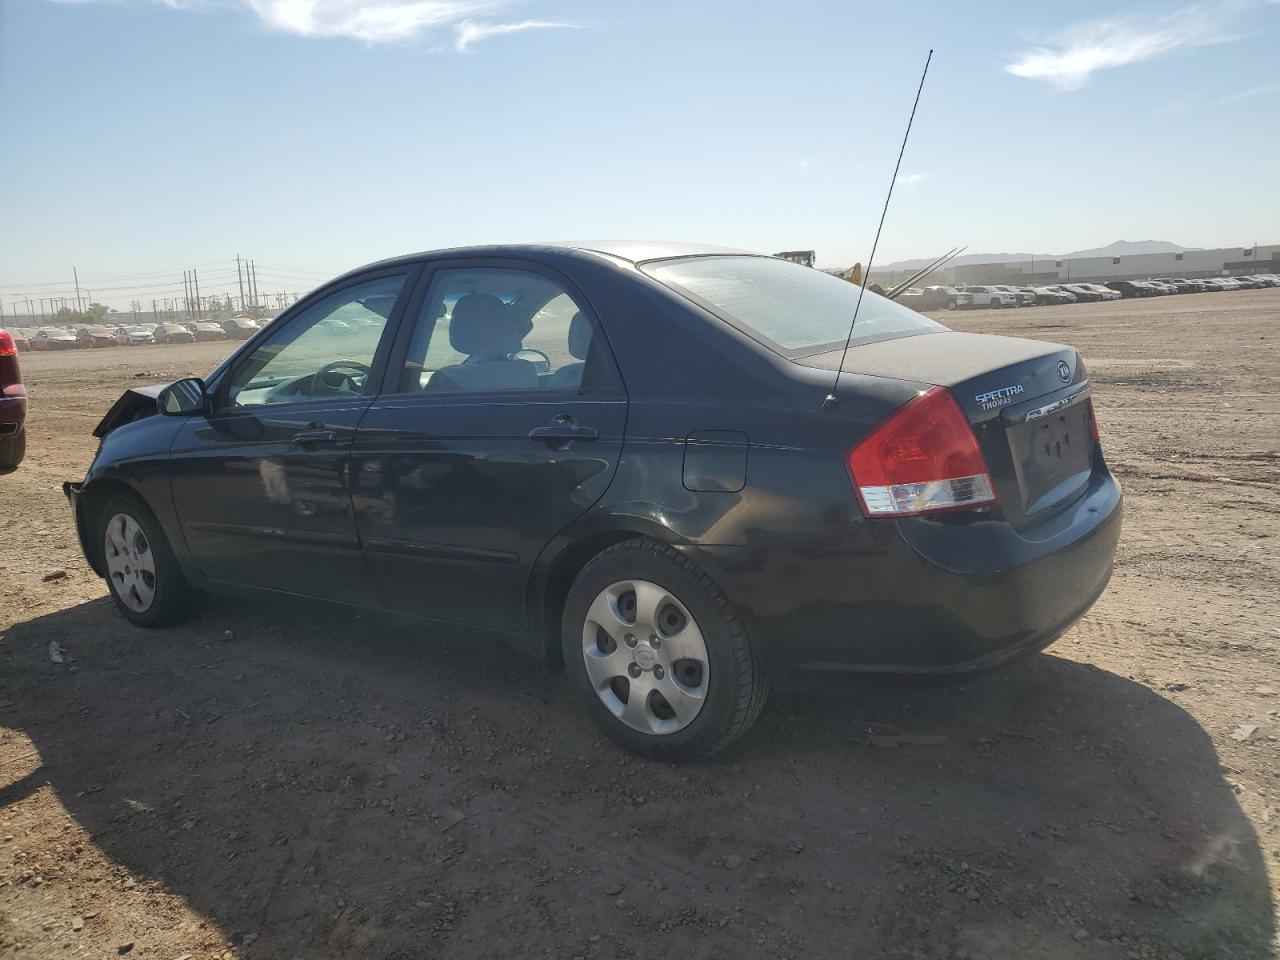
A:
[
  {"left": 291, "top": 429, "right": 338, "bottom": 445},
  {"left": 528, "top": 416, "right": 598, "bottom": 445}
]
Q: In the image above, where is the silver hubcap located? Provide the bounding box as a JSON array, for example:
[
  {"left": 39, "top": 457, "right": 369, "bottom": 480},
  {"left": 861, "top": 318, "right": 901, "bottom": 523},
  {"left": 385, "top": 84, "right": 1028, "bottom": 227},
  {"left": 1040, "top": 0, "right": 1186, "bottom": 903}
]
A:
[
  {"left": 582, "top": 579, "right": 709, "bottom": 735},
  {"left": 104, "top": 512, "right": 156, "bottom": 613}
]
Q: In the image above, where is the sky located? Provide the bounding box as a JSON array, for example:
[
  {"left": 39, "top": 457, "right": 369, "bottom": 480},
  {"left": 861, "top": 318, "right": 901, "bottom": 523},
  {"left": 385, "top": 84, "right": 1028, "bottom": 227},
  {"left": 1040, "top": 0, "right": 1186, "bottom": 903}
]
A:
[{"left": 1, "top": 0, "right": 1278, "bottom": 311}]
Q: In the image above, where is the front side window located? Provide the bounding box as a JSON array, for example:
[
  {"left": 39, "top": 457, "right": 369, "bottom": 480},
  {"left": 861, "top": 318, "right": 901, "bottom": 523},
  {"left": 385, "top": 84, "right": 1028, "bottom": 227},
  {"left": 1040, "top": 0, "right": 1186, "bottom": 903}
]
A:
[
  {"left": 225, "top": 275, "right": 405, "bottom": 407},
  {"left": 399, "top": 267, "right": 608, "bottom": 394},
  {"left": 643, "top": 256, "right": 944, "bottom": 355}
]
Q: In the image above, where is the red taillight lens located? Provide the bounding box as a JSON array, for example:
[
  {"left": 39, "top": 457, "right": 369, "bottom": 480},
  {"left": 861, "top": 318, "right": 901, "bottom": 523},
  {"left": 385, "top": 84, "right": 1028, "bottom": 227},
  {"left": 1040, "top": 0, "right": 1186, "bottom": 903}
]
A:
[
  {"left": 847, "top": 386, "right": 996, "bottom": 518},
  {"left": 0, "top": 332, "right": 15, "bottom": 357},
  {"left": 1088, "top": 399, "right": 1100, "bottom": 442}
]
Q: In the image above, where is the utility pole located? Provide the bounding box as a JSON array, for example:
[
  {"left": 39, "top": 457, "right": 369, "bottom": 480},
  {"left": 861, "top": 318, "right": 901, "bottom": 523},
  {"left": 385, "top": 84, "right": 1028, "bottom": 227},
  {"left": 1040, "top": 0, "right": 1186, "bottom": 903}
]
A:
[
  {"left": 73, "top": 266, "right": 83, "bottom": 312},
  {"left": 182, "top": 272, "right": 190, "bottom": 319},
  {"left": 193, "top": 269, "right": 202, "bottom": 320},
  {"left": 236, "top": 254, "right": 247, "bottom": 312},
  {"left": 152, "top": 299, "right": 158, "bottom": 322}
]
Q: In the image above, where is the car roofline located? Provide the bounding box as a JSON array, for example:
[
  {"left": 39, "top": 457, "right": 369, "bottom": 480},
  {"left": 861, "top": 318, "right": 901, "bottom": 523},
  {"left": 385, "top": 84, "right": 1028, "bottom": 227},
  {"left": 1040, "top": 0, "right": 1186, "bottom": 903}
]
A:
[{"left": 323, "top": 242, "right": 770, "bottom": 288}]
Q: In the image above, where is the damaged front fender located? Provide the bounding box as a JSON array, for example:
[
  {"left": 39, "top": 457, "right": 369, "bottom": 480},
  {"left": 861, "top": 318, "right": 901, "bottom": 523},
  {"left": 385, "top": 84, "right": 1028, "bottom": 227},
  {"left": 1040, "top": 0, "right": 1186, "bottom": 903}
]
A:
[{"left": 92, "top": 384, "right": 168, "bottom": 439}]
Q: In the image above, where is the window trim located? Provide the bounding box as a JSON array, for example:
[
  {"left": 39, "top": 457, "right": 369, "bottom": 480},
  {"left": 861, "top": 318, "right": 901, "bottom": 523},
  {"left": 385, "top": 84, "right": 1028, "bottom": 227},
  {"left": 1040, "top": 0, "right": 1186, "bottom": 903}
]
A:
[
  {"left": 207, "top": 264, "right": 420, "bottom": 412},
  {"left": 380, "top": 256, "right": 626, "bottom": 402}
]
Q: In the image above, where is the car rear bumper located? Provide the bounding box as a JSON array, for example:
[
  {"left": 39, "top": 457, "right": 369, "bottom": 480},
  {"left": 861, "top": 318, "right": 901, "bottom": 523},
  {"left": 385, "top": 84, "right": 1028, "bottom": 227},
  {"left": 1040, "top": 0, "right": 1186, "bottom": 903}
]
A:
[
  {"left": 0, "top": 394, "right": 27, "bottom": 434},
  {"left": 687, "top": 468, "right": 1122, "bottom": 677}
]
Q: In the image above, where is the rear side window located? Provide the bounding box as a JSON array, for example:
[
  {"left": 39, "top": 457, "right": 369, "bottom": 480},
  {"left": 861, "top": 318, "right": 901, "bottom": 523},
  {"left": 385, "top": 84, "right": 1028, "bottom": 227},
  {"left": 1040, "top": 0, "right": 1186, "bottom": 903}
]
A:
[
  {"left": 398, "top": 267, "right": 620, "bottom": 395},
  {"left": 643, "top": 256, "right": 943, "bottom": 355}
]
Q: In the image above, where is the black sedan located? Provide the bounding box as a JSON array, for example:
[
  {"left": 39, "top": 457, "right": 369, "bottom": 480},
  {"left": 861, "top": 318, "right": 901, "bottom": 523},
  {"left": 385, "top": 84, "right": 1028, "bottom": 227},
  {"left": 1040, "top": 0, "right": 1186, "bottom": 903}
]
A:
[{"left": 63, "top": 243, "right": 1121, "bottom": 759}]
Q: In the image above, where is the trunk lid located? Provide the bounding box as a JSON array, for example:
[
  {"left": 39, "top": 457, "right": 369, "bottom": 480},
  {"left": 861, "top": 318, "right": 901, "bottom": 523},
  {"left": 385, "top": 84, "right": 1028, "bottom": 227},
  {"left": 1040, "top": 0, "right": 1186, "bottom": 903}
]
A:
[{"left": 798, "top": 330, "right": 1096, "bottom": 529}]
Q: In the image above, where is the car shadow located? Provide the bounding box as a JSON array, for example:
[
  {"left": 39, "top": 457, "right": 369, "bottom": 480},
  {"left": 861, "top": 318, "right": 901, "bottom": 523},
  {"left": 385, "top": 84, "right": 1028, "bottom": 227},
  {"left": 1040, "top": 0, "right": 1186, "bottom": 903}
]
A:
[{"left": 1, "top": 595, "right": 1274, "bottom": 959}]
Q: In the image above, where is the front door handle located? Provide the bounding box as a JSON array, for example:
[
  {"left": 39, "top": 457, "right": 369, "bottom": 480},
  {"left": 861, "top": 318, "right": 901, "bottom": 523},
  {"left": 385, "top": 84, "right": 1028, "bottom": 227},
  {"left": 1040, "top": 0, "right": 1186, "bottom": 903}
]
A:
[
  {"left": 291, "top": 429, "right": 338, "bottom": 446},
  {"left": 528, "top": 415, "right": 598, "bottom": 445}
]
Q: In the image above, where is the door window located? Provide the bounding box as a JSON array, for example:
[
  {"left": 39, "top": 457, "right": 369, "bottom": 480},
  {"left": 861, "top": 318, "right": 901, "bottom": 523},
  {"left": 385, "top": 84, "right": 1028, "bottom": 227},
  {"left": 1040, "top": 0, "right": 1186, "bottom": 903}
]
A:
[
  {"left": 225, "top": 275, "right": 406, "bottom": 407},
  {"left": 399, "top": 267, "right": 613, "bottom": 395}
]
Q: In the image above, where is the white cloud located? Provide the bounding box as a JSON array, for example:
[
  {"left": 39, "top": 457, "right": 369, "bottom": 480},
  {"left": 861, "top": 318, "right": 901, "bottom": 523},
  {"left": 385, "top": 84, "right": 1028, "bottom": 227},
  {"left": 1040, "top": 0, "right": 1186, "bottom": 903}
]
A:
[
  {"left": 895, "top": 173, "right": 925, "bottom": 186},
  {"left": 244, "top": 0, "right": 493, "bottom": 43},
  {"left": 47, "top": 0, "right": 580, "bottom": 47},
  {"left": 1006, "top": 5, "right": 1237, "bottom": 90},
  {"left": 454, "top": 17, "right": 575, "bottom": 51}
]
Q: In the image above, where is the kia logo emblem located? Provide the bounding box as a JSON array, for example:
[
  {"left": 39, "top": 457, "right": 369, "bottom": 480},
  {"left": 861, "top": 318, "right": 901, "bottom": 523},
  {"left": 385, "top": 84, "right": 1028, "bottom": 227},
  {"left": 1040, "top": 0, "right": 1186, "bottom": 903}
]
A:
[{"left": 1057, "top": 360, "right": 1071, "bottom": 383}]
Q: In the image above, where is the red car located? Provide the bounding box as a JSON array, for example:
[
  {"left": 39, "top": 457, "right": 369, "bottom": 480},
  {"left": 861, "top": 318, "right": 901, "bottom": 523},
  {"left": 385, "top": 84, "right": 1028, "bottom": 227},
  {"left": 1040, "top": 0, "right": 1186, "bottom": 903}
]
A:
[{"left": 0, "top": 329, "right": 27, "bottom": 470}]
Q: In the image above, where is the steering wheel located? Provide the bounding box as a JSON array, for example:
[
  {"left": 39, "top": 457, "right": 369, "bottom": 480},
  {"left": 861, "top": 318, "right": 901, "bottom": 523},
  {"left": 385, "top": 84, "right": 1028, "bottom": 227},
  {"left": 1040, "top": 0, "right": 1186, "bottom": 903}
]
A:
[{"left": 312, "top": 359, "right": 372, "bottom": 396}]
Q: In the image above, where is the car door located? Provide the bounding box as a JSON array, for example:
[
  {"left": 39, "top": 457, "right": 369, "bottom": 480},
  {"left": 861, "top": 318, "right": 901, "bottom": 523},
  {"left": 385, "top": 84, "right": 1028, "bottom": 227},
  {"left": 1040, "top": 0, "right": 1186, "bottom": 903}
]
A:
[
  {"left": 351, "top": 261, "right": 627, "bottom": 634},
  {"left": 168, "top": 269, "right": 416, "bottom": 603}
]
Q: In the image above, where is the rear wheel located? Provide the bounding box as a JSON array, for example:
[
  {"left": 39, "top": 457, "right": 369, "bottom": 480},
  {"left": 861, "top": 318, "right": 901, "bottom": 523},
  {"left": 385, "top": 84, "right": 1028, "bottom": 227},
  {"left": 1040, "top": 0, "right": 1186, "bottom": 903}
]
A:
[
  {"left": 0, "top": 430, "right": 25, "bottom": 470},
  {"left": 989, "top": 297, "right": 1001, "bottom": 309},
  {"left": 562, "top": 539, "right": 767, "bottom": 760},
  {"left": 99, "top": 494, "right": 197, "bottom": 627}
]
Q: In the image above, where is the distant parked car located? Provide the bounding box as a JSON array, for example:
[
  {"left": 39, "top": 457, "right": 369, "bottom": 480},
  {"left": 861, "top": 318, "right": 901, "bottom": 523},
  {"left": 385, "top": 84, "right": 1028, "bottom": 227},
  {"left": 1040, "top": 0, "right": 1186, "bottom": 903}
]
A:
[
  {"left": 0, "top": 329, "right": 26, "bottom": 469},
  {"left": 74, "top": 325, "right": 117, "bottom": 347},
  {"left": 920, "top": 286, "right": 975, "bottom": 310},
  {"left": 156, "top": 323, "right": 196, "bottom": 344},
  {"left": 895, "top": 288, "right": 928, "bottom": 310},
  {"left": 1025, "top": 286, "right": 1074, "bottom": 305},
  {"left": 1250, "top": 274, "right": 1280, "bottom": 287},
  {"left": 190, "top": 321, "right": 227, "bottom": 342},
  {"left": 992, "top": 285, "right": 1036, "bottom": 307},
  {"left": 1050, "top": 284, "right": 1100, "bottom": 303},
  {"left": 1103, "top": 281, "right": 1154, "bottom": 299},
  {"left": 1200, "top": 278, "right": 1238, "bottom": 292},
  {"left": 221, "top": 317, "right": 259, "bottom": 339},
  {"left": 1075, "top": 283, "right": 1121, "bottom": 301},
  {"left": 1151, "top": 277, "right": 1204, "bottom": 293},
  {"left": 8, "top": 329, "right": 32, "bottom": 352},
  {"left": 30, "top": 327, "right": 80, "bottom": 350},
  {"left": 114, "top": 325, "right": 156, "bottom": 345},
  {"left": 959, "top": 285, "right": 1018, "bottom": 308},
  {"left": 1139, "top": 280, "right": 1177, "bottom": 295},
  {"left": 1229, "top": 276, "right": 1265, "bottom": 289}
]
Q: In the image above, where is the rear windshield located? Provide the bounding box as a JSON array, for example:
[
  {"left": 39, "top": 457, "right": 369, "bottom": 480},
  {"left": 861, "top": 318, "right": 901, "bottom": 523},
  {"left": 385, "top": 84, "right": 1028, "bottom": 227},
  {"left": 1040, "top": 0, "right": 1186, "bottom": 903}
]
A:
[{"left": 642, "top": 255, "right": 945, "bottom": 355}]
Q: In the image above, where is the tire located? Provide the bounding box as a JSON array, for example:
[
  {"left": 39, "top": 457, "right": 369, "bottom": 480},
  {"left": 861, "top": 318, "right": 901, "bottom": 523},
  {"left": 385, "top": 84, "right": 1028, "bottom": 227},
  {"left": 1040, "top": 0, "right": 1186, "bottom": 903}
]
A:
[
  {"left": 98, "top": 493, "right": 197, "bottom": 627},
  {"left": 988, "top": 298, "right": 1001, "bottom": 309},
  {"left": 562, "top": 538, "right": 768, "bottom": 760},
  {"left": 0, "top": 430, "right": 25, "bottom": 470},
  {"left": 946, "top": 300, "right": 958, "bottom": 311}
]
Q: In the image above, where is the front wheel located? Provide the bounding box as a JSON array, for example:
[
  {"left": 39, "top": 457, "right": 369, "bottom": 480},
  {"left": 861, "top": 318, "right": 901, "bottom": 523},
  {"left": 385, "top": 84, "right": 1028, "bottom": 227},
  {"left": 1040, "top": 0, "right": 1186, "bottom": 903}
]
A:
[
  {"left": 562, "top": 539, "right": 768, "bottom": 760},
  {"left": 99, "top": 494, "right": 198, "bottom": 627}
]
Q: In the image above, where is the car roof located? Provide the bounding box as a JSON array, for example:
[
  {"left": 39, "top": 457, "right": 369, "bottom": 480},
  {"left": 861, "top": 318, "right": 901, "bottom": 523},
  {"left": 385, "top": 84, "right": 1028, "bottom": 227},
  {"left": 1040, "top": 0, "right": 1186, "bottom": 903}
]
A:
[{"left": 339, "top": 241, "right": 763, "bottom": 281}]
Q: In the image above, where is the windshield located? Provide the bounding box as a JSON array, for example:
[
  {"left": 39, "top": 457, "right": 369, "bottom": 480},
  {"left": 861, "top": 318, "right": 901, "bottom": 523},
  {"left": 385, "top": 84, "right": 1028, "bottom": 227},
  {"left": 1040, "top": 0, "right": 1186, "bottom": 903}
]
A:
[{"left": 642, "top": 255, "right": 945, "bottom": 355}]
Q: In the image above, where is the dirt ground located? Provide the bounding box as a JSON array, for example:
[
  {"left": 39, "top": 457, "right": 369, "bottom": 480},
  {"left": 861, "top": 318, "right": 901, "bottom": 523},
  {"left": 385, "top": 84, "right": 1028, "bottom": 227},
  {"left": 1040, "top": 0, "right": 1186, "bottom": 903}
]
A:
[{"left": 1, "top": 291, "right": 1278, "bottom": 959}]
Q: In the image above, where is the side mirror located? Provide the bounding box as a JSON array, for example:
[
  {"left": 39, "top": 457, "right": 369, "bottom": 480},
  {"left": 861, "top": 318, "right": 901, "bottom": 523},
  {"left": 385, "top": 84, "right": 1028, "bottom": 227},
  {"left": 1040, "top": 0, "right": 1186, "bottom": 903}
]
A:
[
  {"left": 513, "top": 348, "right": 551, "bottom": 375},
  {"left": 157, "top": 377, "right": 208, "bottom": 416}
]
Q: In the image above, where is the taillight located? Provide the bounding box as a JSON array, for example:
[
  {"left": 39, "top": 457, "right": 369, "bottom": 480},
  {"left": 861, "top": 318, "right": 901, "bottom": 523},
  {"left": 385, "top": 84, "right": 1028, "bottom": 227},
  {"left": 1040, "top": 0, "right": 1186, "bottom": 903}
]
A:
[
  {"left": 0, "top": 332, "right": 15, "bottom": 357},
  {"left": 847, "top": 386, "right": 996, "bottom": 518}
]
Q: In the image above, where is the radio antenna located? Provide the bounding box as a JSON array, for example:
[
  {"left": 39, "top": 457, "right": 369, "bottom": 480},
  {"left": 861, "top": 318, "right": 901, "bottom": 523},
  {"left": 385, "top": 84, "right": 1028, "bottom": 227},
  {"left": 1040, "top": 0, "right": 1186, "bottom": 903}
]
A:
[{"left": 823, "top": 48, "right": 933, "bottom": 412}]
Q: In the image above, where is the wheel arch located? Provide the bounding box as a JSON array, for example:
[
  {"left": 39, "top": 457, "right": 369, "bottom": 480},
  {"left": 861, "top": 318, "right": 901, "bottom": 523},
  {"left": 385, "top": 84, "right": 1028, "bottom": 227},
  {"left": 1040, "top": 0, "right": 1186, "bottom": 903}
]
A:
[
  {"left": 527, "top": 515, "right": 689, "bottom": 667},
  {"left": 77, "top": 476, "right": 145, "bottom": 577}
]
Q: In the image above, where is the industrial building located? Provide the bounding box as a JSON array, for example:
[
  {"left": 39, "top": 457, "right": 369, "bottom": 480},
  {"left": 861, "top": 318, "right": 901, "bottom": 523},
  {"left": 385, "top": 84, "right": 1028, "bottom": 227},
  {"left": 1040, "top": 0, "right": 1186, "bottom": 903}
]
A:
[{"left": 864, "top": 243, "right": 1279, "bottom": 288}]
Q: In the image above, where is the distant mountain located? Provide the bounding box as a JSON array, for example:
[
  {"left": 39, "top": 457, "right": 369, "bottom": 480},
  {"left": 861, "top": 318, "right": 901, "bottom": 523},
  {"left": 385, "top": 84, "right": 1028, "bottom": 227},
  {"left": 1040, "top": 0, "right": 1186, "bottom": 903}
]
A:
[
  {"left": 871, "top": 240, "right": 1193, "bottom": 272},
  {"left": 1059, "top": 240, "right": 1191, "bottom": 259}
]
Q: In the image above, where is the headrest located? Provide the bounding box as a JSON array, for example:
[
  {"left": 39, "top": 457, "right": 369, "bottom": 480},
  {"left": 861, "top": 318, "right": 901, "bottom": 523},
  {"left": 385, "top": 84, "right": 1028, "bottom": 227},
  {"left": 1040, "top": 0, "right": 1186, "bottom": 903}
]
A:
[
  {"left": 449, "top": 294, "right": 524, "bottom": 356},
  {"left": 567, "top": 311, "right": 592, "bottom": 360}
]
